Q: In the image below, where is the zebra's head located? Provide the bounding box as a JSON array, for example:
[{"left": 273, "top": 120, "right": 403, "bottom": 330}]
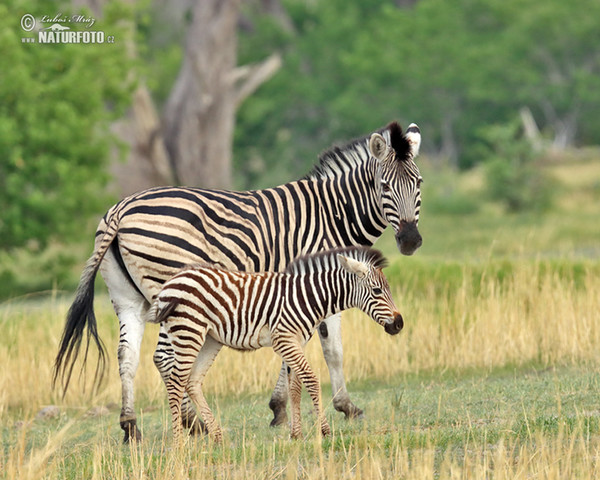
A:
[
  {"left": 369, "top": 122, "right": 423, "bottom": 256},
  {"left": 338, "top": 250, "right": 403, "bottom": 336}
]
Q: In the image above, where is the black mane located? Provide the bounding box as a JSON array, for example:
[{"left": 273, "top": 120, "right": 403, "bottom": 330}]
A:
[
  {"left": 304, "top": 122, "right": 411, "bottom": 180},
  {"left": 387, "top": 121, "right": 412, "bottom": 161}
]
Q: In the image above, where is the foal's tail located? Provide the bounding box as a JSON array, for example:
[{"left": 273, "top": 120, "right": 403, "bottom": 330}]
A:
[
  {"left": 146, "top": 297, "right": 179, "bottom": 325},
  {"left": 52, "top": 208, "right": 121, "bottom": 395}
]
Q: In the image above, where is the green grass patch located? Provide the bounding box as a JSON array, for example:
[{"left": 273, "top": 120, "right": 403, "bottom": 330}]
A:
[{"left": 3, "top": 364, "right": 600, "bottom": 478}]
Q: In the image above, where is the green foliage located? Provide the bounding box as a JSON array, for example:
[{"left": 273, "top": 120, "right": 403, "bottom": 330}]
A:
[
  {"left": 0, "top": 0, "right": 132, "bottom": 250},
  {"left": 234, "top": 0, "right": 600, "bottom": 185},
  {"left": 480, "top": 121, "right": 556, "bottom": 212},
  {"left": 421, "top": 169, "right": 480, "bottom": 216}
]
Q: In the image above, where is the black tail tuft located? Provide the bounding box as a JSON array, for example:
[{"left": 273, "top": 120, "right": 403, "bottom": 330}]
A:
[{"left": 52, "top": 260, "right": 108, "bottom": 396}]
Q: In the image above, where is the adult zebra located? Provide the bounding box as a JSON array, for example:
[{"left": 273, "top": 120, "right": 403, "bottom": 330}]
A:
[{"left": 53, "top": 121, "right": 423, "bottom": 442}]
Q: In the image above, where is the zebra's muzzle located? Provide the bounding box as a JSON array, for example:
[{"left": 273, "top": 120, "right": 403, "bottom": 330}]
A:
[
  {"left": 395, "top": 221, "right": 422, "bottom": 256},
  {"left": 384, "top": 313, "right": 404, "bottom": 335}
]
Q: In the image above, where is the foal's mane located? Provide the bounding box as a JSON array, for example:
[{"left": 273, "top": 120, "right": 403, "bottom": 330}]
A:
[{"left": 285, "top": 246, "right": 388, "bottom": 275}]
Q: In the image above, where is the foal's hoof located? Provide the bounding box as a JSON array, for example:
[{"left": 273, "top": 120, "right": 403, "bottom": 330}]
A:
[
  {"left": 184, "top": 417, "right": 208, "bottom": 436},
  {"left": 121, "top": 420, "right": 142, "bottom": 444}
]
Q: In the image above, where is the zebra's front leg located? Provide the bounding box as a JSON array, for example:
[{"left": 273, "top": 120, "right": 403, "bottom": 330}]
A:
[
  {"left": 154, "top": 325, "right": 207, "bottom": 435},
  {"left": 318, "top": 313, "right": 364, "bottom": 419},
  {"left": 268, "top": 362, "right": 289, "bottom": 427},
  {"left": 274, "top": 338, "right": 330, "bottom": 438}
]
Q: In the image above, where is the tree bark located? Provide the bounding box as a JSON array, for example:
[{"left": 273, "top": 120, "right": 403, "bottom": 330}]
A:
[
  {"left": 107, "top": 0, "right": 281, "bottom": 194},
  {"left": 161, "top": 0, "right": 241, "bottom": 189}
]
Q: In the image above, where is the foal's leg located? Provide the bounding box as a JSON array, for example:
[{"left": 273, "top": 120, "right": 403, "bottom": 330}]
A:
[
  {"left": 274, "top": 339, "right": 331, "bottom": 437},
  {"left": 163, "top": 330, "right": 207, "bottom": 444},
  {"left": 318, "top": 313, "right": 363, "bottom": 419},
  {"left": 288, "top": 368, "right": 303, "bottom": 439},
  {"left": 154, "top": 324, "right": 207, "bottom": 435},
  {"left": 186, "top": 336, "right": 224, "bottom": 443}
]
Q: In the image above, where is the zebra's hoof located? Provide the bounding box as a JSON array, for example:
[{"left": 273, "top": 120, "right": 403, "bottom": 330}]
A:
[
  {"left": 341, "top": 405, "right": 364, "bottom": 420},
  {"left": 269, "top": 398, "right": 288, "bottom": 427},
  {"left": 184, "top": 416, "right": 208, "bottom": 436},
  {"left": 270, "top": 411, "right": 288, "bottom": 427},
  {"left": 121, "top": 419, "right": 142, "bottom": 443}
]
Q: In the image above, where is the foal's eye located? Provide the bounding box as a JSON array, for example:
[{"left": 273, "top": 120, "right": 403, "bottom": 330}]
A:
[
  {"left": 381, "top": 182, "right": 391, "bottom": 193},
  {"left": 373, "top": 287, "right": 383, "bottom": 295}
]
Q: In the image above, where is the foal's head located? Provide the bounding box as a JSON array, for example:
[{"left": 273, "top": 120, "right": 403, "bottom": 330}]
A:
[{"left": 337, "top": 248, "right": 403, "bottom": 335}]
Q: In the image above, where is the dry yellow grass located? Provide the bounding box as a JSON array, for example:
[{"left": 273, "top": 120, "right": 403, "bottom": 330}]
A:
[
  {"left": 1, "top": 262, "right": 599, "bottom": 409},
  {"left": 1, "top": 260, "right": 599, "bottom": 478}
]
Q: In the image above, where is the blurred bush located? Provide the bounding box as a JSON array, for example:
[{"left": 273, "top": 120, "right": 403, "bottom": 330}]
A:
[{"left": 479, "top": 121, "right": 557, "bottom": 212}]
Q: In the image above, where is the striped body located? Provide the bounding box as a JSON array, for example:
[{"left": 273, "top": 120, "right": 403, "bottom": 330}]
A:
[
  {"left": 147, "top": 247, "right": 403, "bottom": 441},
  {"left": 53, "top": 122, "right": 422, "bottom": 442}
]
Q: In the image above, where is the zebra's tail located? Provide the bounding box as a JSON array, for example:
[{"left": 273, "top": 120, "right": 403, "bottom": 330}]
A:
[
  {"left": 52, "top": 209, "right": 121, "bottom": 396},
  {"left": 146, "top": 297, "right": 179, "bottom": 325}
]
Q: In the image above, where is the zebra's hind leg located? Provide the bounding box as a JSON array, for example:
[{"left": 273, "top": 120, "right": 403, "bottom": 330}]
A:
[
  {"left": 269, "top": 362, "right": 289, "bottom": 427},
  {"left": 163, "top": 330, "right": 209, "bottom": 444},
  {"left": 100, "top": 250, "right": 147, "bottom": 443},
  {"left": 318, "top": 313, "right": 364, "bottom": 419},
  {"left": 186, "top": 336, "right": 224, "bottom": 443},
  {"left": 288, "top": 368, "right": 303, "bottom": 439},
  {"left": 274, "top": 339, "right": 331, "bottom": 438},
  {"left": 154, "top": 325, "right": 207, "bottom": 435}
]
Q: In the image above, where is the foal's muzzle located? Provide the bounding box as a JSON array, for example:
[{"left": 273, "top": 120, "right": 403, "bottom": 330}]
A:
[
  {"left": 384, "top": 313, "right": 404, "bottom": 335},
  {"left": 395, "top": 221, "right": 422, "bottom": 256}
]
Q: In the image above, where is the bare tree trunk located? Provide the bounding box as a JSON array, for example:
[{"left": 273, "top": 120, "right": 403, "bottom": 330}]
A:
[
  {"left": 95, "top": 0, "right": 281, "bottom": 194},
  {"left": 520, "top": 106, "right": 543, "bottom": 152},
  {"left": 111, "top": 86, "right": 176, "bottom": 195},
  {"left": 162, "top": 0, "right": 240, "bottom": 189}
]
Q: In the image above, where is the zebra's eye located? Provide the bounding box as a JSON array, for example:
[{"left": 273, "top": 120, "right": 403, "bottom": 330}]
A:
[
  {"left": 381, "top": 182, "right": 391, "bottom": 193},
  {"left": 373, "top": 287, "right": 383, "bottom": 295},
  {"left": 417, "top": 178, "right": 423, "bottom": 188}
]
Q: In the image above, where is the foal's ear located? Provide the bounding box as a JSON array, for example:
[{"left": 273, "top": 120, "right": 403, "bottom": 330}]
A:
[
  {"left": 338, "top": 254, "right": 369, "bottom": 278},
  {"left": 369, "top": 133, "right": 390, "bottom": 162}
]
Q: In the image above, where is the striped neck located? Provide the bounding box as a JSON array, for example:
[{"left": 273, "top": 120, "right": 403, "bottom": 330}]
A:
[
  {"left": 315, "top": 160, "right": 387, "bottom": 247},
  {"left": 285, "top": 247, "right": 387, "bottom": 318}
]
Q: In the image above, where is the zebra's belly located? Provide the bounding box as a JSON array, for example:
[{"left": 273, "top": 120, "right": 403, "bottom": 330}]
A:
[{"left": 208, "top": 325, "right": 273, "bottom": 351}]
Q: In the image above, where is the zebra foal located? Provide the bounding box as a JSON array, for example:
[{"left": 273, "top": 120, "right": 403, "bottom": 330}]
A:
[{"left": 147, "top": 246, "right": 403, "bottom": 441}]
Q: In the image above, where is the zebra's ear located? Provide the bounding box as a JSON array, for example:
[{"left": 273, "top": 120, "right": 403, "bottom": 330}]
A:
[
  {"left": 369, "top": 133, "right": 390, "bottom": 162},
  {"left": 338, "top": 254, "right": 369, "bottom": 278},
  {"left": 405, "top": 123, "right": 421, "bottom": 159}
]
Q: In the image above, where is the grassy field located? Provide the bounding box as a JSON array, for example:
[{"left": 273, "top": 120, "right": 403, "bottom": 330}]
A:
[{"left": 1, "top": 158, "right": 599, "bottom": 478}]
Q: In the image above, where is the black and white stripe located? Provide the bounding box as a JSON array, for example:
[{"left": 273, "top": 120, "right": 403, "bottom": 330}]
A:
[
  {"left": 147, "top": 246, "right": 403, "bottom": 441},
  {"left": 53, "top": 121, "right": 422, "bottom": 441}
]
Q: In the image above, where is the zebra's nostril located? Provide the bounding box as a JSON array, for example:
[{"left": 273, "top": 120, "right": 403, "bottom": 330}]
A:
[{"left": 384, "top": 313, "right": 403, "bottom": 335}]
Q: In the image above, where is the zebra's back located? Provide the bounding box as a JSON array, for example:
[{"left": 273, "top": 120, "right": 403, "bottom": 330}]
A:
[
  {"left": 151, "top": 265, "right": 288, "bottom": 350},
  {"left": 98, "top": 183, "right": 327, "bottom": 302}
]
